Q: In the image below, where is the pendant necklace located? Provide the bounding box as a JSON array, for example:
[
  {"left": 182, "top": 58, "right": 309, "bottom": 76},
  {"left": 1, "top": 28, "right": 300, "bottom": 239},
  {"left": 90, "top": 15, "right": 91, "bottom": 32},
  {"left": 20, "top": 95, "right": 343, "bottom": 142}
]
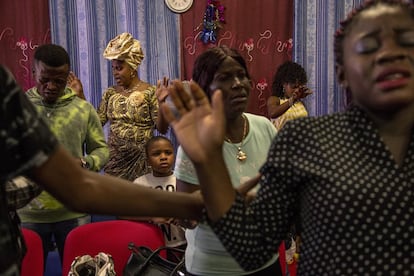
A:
[
  {"left": 42, "top": 99, "right": 58, "bottom": 118},
  {"left": 225, "top": 114, "right": 248, "bottom": 162}
]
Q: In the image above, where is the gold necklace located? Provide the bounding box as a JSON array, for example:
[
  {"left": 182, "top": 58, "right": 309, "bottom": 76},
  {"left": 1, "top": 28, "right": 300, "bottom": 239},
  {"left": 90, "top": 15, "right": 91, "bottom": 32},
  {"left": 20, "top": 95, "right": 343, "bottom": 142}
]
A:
[
  {"left": 123, "top": 81, "right": 144, "bottom": 94},
  {"left": 225, "top": 114, "right": 248, "bottom": 162}
]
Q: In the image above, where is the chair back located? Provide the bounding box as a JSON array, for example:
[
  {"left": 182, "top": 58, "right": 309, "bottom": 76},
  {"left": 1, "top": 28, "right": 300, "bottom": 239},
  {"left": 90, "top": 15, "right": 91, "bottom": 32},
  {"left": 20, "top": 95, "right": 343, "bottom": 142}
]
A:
[
  {"left": 62, "top": 220, "right": 165, "bottom": 275},
  {"left": 21, "top": 228, "right": 44, "bottom": 276}
]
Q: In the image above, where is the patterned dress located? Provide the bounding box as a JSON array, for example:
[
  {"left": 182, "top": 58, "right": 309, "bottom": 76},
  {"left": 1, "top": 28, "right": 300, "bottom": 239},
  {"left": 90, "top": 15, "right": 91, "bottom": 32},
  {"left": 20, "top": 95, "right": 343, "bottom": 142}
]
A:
[
  {"left": 97, "top": 85, "right": 158, "bottom": 181},
  {"left": 211, "top": 106, "right": 414, "bottom": 275},
  {"left": 271, "top": 98, "right": 308, "bottom": 130}
]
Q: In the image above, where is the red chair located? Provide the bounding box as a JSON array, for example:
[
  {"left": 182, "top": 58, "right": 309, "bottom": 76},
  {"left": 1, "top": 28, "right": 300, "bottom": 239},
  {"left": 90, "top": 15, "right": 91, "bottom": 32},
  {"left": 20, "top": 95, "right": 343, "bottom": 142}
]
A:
[
  {"left": 62, "top": 220, "right": 165, "bottom": 275},
  {"left": 21, "top": 228, "right": 44, "bottom": 276},
  {"left": 278, "top": 241, "right": 297, "bottom": 276}
]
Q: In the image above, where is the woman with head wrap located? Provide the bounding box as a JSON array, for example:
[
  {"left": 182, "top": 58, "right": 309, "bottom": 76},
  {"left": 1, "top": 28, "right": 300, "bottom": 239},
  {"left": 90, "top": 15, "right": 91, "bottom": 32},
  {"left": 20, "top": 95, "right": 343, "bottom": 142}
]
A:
[{"left": 97, "top": 33, "right": 168, "bottom": 181}]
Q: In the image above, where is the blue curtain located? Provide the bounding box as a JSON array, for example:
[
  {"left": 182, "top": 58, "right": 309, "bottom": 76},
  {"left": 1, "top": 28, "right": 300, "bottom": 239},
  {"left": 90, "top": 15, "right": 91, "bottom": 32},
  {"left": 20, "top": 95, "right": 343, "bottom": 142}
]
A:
[
  {"left": 48, "top": 0, "right": 180, "bottom": 109},
  {"left": 48, "top": 0, "right": 180, "bottom": 144},
  {"left": 293, "top": 0, "right": 364, "bottom": 116}
]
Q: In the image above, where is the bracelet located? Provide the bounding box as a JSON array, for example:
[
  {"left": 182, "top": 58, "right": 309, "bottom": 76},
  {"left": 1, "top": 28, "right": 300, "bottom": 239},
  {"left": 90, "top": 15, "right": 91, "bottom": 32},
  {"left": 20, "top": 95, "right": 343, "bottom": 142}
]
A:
[
  {"left": 80, "top": 158, "right": 90, "bottom": 169},
  {"left": 288, "top": 97, "right": 294, "bottom": 107}
]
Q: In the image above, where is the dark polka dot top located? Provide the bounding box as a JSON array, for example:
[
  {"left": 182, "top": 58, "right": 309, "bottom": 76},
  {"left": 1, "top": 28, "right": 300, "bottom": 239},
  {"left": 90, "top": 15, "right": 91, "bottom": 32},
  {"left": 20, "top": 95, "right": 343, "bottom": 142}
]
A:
[{"left": 211, "top": 106, "right": 414, "bottom": 275}]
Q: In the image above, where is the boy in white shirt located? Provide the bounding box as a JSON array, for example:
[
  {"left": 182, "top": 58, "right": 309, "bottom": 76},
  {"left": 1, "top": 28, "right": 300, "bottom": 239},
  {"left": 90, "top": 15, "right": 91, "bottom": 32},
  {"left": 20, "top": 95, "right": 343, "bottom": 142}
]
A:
[{"left": 130, "top": 136, "right": 186, "bottom": 258}]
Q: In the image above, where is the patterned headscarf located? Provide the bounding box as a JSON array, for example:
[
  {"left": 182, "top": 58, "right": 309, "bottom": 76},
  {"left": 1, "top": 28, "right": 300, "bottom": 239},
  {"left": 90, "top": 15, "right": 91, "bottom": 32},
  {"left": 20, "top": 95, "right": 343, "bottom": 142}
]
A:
[{"left": 103, "top": 33, "right": 144, "bottom": 70}]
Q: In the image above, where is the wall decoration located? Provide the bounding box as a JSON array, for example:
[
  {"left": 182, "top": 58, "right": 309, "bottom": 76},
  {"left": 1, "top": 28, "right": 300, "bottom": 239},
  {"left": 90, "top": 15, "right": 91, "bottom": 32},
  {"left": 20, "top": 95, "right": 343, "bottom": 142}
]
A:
[
  {"left": 165, "top": 0, "right": 194, "bottom": 13},
  {"left": 199, "top": 0, "right": 225, "bottom": 44}
]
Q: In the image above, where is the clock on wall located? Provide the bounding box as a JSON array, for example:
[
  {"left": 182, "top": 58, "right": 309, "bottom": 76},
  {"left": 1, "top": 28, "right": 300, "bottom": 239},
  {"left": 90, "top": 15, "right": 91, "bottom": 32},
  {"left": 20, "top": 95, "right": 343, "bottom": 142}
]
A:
[{"left": 165, "top": 0, "right": 194, "bottom": 13}]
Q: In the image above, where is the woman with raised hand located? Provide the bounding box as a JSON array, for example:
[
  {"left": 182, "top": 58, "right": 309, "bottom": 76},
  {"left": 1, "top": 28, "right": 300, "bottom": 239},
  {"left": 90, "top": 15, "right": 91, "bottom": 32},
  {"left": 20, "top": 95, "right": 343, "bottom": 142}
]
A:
[
  {"left": 98, "top": 33, "right": 168, "bottom": 181},
  {"left": 173, "top": 46, "right": 280, "bottom": 276},
  {"left": 162, "top": 1, "right": 414, "bottom": 274}
]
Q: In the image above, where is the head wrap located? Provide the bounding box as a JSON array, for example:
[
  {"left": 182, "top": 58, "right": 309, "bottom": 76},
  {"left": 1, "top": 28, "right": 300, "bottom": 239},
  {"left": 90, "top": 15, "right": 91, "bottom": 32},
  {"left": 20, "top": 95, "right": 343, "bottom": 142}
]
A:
[{"left": 103, "top": 33, "right": 144, "bottom": 70}]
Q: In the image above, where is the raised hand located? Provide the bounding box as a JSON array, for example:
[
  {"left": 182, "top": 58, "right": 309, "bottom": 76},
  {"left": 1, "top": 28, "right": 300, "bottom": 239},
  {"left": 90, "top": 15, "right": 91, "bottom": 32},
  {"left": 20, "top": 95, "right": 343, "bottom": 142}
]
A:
[
  {"left": 293, "top": 85, "right": 313, "bottom": 100},
  {"left": 156, "top": 77, "right": 170, "bottom": 103},
  {"left": 161, "top": 80, "right": 225, "bottom": 164},
  {"left": 67, "top": 71, "right": 86, "bottom": 100}
]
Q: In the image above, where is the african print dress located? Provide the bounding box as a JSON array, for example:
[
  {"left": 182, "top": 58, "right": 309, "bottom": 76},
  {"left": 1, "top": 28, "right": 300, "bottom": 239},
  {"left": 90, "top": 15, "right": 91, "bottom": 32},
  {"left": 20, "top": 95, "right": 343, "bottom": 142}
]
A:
[{"left": 97, "top": 85, "right": 158, "bottom": 181}]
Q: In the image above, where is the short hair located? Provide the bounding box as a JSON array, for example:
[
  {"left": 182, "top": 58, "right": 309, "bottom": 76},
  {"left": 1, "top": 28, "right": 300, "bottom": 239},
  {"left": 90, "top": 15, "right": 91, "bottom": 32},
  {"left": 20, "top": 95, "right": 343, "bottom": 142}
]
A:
[
  {"left": 192, "top": 46, "right": 250, "bottom": 101},
  {"left": 271, "top": 61, "right": 307, "bottom": 98},
  {"left": 145, "top": 136, "right": 173, "bottom": 157},
  {"left": 34, "top": 44, "right": 70, "bottom": 68}
]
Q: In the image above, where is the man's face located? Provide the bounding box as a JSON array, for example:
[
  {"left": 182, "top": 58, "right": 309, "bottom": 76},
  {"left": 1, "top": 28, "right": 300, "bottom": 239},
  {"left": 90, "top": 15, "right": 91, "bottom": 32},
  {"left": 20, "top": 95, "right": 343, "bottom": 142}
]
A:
[{"left": 33, "top": 61, "right": 69, "bottom": 103}]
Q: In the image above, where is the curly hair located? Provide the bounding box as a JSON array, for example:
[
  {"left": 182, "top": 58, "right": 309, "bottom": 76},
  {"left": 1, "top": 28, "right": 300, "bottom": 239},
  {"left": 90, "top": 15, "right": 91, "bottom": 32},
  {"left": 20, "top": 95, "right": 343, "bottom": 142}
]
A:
[
  {"left": 334, "top": 0, "right": 414, "bottom": 67},
  {"left": 271, "top": 61, "right": 307, "bottom": 98}
]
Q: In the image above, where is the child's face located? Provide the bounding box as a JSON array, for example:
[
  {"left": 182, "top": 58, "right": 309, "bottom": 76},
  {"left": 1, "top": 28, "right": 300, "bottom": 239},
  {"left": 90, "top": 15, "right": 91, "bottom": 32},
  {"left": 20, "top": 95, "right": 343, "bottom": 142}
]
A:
[{"left": 147, "top": 140, "right": 175, "bottom": 177}]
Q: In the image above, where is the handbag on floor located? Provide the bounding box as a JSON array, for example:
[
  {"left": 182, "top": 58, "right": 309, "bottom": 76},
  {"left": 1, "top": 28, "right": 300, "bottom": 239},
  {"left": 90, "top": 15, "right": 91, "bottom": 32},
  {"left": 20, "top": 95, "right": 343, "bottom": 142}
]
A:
[
  {"left": 68, "top": 252, "right": 116, "bottom": 276},
  {"left": 123, "top": 243, "right": 186, "bottom": 276}
]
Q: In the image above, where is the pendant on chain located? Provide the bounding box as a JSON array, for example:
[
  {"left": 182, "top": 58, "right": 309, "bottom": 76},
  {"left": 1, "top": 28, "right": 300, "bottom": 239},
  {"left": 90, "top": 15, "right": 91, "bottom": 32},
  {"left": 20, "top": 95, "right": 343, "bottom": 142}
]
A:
[{"left": 236, "top": 147, "right": 247, "bottom": 161}]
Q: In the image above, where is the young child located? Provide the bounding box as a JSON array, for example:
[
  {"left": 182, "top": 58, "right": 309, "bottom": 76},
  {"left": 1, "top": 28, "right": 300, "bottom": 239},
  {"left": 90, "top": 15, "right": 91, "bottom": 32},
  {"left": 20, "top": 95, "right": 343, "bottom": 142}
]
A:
[{"left": 130, "top": 136, "right": 186, "bottom": 257}]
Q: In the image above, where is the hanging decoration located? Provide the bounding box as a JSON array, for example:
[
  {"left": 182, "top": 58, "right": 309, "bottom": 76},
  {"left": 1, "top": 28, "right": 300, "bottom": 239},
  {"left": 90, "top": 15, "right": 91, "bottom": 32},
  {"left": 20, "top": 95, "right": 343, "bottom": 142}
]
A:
[
  {"left": 200, "top": 0, "right": 225, "bottom": 44},
  {"left": 256, "top": 78, "right": 268, "bottom": 111}
]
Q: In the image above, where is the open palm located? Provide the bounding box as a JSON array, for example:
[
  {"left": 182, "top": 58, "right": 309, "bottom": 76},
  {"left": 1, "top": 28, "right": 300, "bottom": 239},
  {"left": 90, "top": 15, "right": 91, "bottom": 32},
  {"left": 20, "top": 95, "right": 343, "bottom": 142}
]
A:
[{"left": 161, "top": 80, "right": 225, "bottom": 164}]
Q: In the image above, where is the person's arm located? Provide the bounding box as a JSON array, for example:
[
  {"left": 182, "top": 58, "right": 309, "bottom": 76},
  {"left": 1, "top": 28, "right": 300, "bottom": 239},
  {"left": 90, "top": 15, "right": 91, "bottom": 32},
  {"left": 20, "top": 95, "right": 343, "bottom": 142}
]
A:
[
  {"left": 83, "top": 104, "right": 110, "bottom": 171},
  {"left": 67, "top": 71, "right": 86, "bottom": 100},
  {"left": 120, "top": 176, "right": 173, "bottom": 223},
  {"left": 161, "top": 80, "right": 235, "bottom": 222},
  {"left": 31, "top": 145, "right": 202, "bottom": 219},
  {"left": 267, "top": 86, "right": 313, "bottom": 119},
  {"left": 175, "top": 179, "right": 200, "bottom": 229},
  {"left": 154, "top": 77, "right": 170, "bottom": 134},
  {"left": 96, "top": 88, "right": 113, "bottom": 126},
  {"left": 267, "top": 95, "right": 293, "bottom": 119},
  {"left": 176, "top": 179, "right": 199, "bottom": 194},
  {"left": 5, "top": 176, "right": 42, "bottom": 209}
]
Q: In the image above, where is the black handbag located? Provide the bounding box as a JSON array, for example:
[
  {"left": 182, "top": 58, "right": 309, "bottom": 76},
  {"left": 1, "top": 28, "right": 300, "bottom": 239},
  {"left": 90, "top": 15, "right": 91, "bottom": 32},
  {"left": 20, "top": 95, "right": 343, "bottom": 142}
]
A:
[{"left": 123, "top": 242, "right": 186, "bottom": 276}]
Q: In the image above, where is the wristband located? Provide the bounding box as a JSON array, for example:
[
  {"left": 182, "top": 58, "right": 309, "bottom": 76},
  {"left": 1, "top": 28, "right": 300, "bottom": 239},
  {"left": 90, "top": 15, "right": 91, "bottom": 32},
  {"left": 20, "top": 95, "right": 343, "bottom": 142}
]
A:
[{"left": 80, "top": 158, "right": 90, "bottom": 169}]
